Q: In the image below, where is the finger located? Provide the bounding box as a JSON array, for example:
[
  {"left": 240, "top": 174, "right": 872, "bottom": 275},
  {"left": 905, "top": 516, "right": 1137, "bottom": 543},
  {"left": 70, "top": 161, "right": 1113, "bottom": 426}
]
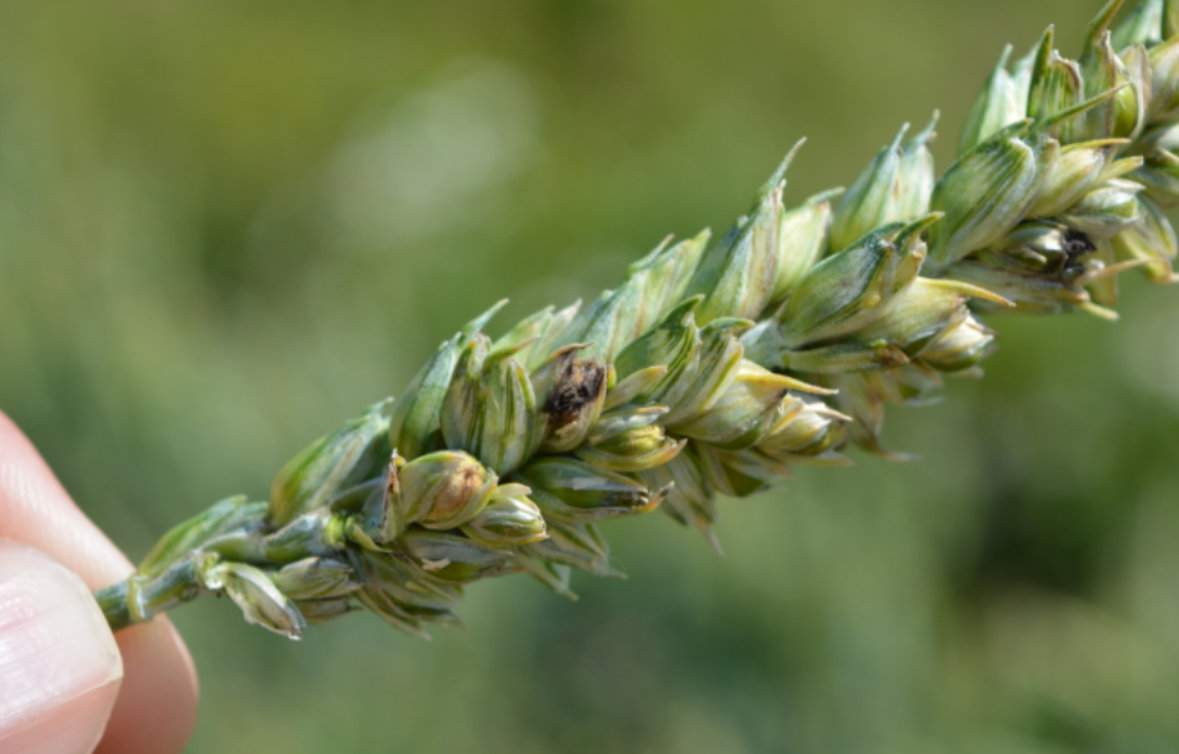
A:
[
  {"left": 0, "top": 542, "right": 123, "bottom": 754},
  {"left": 92, "top": 621, "right": 198, "bottom": 754},
  {"left": 0, "top": 413, "right": 199, "bottom": 754},
  {"left": 0, "top": 416, "right": 133, "bottom": 587}
]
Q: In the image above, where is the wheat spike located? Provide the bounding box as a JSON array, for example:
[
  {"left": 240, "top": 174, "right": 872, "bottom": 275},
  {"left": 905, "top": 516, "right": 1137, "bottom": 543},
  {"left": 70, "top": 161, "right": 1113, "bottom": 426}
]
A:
[{"left": 96, "top": 0, "right": 1178, "bottom": 640}]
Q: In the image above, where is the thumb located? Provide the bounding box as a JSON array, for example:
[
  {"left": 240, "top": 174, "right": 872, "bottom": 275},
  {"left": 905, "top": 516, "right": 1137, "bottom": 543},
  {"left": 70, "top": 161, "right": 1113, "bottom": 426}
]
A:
[{"left": 0, "top": 542, "right": 123, "bottom": 754}]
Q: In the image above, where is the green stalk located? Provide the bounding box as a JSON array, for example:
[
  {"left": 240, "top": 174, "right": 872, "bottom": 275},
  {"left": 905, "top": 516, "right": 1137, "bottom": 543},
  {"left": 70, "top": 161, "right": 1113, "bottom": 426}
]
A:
[{"left": 96, "top": 557, "right": 209, "bottom": 631}]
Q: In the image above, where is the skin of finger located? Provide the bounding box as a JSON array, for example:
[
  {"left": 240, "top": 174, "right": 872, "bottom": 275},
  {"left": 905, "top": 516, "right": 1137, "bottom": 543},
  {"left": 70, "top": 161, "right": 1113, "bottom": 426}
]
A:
[
  {"left": 0, "top": 412, "right": 199, "bottom": 754},
  {"left": 0, "top": 686, "right": 123, "bottom": 754},
  {"left": 0, "top": 543, "right": 123, "bottom": 754}
]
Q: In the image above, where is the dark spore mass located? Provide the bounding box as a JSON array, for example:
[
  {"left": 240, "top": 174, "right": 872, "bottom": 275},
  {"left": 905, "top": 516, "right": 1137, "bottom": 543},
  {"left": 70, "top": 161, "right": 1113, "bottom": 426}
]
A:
[
  {"left": 1063, "top": 229, "right": 1096, "bottom": 259},
  {"left": 544, "top": 359, "right": 606, "bottom": 427}
]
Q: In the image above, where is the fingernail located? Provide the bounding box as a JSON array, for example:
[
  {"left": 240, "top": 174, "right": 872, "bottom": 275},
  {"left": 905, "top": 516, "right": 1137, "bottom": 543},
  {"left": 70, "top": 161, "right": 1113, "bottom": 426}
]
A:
[{"left": 0, "top": 541, "right": 123, "bottom": 754}]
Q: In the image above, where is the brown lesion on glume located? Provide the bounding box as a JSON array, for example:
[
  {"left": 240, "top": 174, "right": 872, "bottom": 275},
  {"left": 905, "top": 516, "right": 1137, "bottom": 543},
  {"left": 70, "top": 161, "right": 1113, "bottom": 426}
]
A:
[
  {"left": 433, "top": 461, "right": 488, "bottom": 519},
  {"left": 543, "top": 356, "right": 606, "bottom": 431}
]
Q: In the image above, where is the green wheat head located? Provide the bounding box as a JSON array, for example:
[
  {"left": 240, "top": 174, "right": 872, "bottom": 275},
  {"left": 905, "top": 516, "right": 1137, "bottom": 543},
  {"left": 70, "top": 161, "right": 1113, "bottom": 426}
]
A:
[{"left": 96, "top": 0, "right": 1179, "bottom": 640}]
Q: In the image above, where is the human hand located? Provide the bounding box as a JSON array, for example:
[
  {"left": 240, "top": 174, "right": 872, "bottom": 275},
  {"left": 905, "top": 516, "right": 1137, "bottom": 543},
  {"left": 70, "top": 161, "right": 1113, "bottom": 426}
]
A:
[{"left": 0, "top": 412, "right": 198, "bottom": 754}]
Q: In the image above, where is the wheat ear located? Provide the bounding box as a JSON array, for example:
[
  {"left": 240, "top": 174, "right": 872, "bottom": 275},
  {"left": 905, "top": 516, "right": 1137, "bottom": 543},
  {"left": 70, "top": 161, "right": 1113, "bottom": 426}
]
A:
[{"left": 96, "top": 0, "right": 1178, "bottom": 640}]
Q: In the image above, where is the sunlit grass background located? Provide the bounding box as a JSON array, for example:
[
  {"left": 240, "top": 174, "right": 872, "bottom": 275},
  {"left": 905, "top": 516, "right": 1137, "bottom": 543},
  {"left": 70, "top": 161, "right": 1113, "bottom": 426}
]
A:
[{"left": 3, "top": 1, "right": 1179, "bottom": 752}]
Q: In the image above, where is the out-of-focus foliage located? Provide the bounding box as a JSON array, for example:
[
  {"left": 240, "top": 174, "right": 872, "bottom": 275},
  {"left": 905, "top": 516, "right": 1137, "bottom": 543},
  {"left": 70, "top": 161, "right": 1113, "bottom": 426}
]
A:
[{"left": 1, "top": 1, "right": 1177, "bottom": 752}]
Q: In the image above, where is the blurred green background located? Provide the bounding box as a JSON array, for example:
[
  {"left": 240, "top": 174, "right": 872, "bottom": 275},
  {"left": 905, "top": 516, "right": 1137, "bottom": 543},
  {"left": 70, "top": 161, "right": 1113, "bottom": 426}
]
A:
[{"left": 2, "top": 1, "right": 1179, "bottom": 752}]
